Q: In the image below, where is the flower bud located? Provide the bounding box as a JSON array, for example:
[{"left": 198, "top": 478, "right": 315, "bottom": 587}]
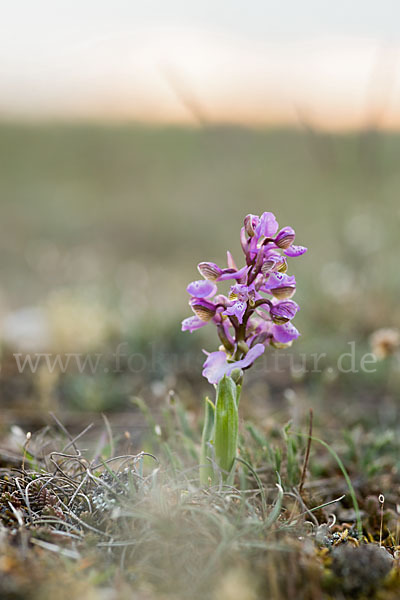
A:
[
  {"left": 244, "top": 214, "right": 259, "bottom": 237},
  {"left": 251, "top": 332, "right": 269, "bottom": 345},
  {"left": 226, "top": 251, "right": 237, "bottom": 270},
  {"left": 240, "top": 227, "right": 249, "bottom": 256},
  {"left": 237, "top": 341, "right": 249, "bottom": 354}
]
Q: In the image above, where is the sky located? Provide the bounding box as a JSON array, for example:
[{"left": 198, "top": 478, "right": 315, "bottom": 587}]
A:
[{"left": 1, "top": 1, "right": 400, "bottom": 128}]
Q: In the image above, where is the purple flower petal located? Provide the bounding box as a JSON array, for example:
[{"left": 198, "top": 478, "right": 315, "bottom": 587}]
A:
[
  {"left": 181, "top": 316, "right": 208, "bottom": 333},
  {"left": 270, "top": 300, "right": 299, "bottom": 324},
  {"left": 190, "top": 298, "right": 217, "bottom": 321},
  {"left": 244, "top": 214, "right": 260, "bottom": 237},
  {"left": 217, "top": 265, "right": 249, "bottom": 282},
  {"left": 229, "top": 282, "right": 255, "bottom": 301},
  {"left": 226, "top": 251, "right": 237, "bottom": 270},
  {"left": 186, "top": 279, "right": 217, "bottom": 298},
  {"left": 274, "top": 226, "right": 295, "bottom": 249},
  {"left": 235, "top": 343, "right": 266, "bottom": 370},
  {"left": 272, "top": 322, "right": 300, "bottom": 344},
  {"left": 202, "top": 344, "right": 265, "bottom": 384},
  {"left": 197, "top": 262, "right": 222, "bottom": 280},
  {"left": 225, "top": 300, "right": 247, "bottom": 324},
  {"left": 255, "top": 212, "right": 279, "bottom": 238},
  {"left": 202, "top": 351, "right": 230, "bottom": 384},
  {"left": 261, "top": 252, "right": 282, "bottom": 274},
  {"left": 263, "top": 272, "right": 296, "bottom": 290},
  {"left": 284, "top": 245, "right": 307, "bottom": 257}
]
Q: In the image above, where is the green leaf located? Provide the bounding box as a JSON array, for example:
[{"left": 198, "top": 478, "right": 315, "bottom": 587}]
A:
[{"left": 214, "top": 376, "right": 239, "bottom": 480}]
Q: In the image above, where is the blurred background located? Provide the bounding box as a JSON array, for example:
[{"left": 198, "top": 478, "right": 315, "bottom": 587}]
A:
[{"left": 0, "top": 0, "right": 399, "bottom": 436}]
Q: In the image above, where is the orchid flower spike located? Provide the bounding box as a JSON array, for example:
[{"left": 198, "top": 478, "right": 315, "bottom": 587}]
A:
[{"left": 182, "top": 211, "right": 307, "bottom": 384}]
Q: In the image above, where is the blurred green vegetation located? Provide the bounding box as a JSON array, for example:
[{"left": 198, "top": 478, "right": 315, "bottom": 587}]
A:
[
  {"left": 0, "top": 122, "right": 399, "bottom": 411},
  {"left": 1, "top": 123, "right": 399, "bottom": 331}
]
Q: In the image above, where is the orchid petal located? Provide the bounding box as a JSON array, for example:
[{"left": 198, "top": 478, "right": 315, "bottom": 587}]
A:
[
  {"left": 284, "top": 245, "right": 308, "bottom": 257},
  {"left": 202, "top": 344, "right": 265, "bottom": 384},
  {"left": 181, "top": 316, "right": 208, "bottom": 333},
  {"left": 187, "top": 279, "right": 217, "bottom": 298},
  {"left": 272, "top": 322, "right": 300, "bottom": 343}
]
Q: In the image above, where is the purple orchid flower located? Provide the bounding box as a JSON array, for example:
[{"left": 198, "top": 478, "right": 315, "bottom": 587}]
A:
[
  {"left": 182, "top": 211, "right": 307, "bottom": 383},
  {"left": 262, "top": 272, "right": 297, "bottom": 299},
  {"left": 223, "top": 282, "right": 256, "bottom": 324},
  {"left": 202, "top": 344, "right": 265, "bottom": 385},
  {"left": 255, "top": 212, "right": 279, "bottom": 239},
  {"left": 225, "top": 300, "right": 247, "bottom": 324}
]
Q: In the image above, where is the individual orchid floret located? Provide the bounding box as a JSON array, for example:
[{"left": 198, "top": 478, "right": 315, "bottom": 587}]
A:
[
  {"left": 223, "top": 282, "right": 256, "bottom": 324},
  {"left": 263, "top": 272, "right": 297, "bottom": 299},
  {"left": 261, "top": 252, "right": 287, "bottom": 274},
  {"left": 246, "top": 315, "right": 300, "bottom": 348},
  {"left": 269, "top": 300, "right": 299, "bottom": 324},
  {"left": 254, "top": 211, "right": 279, "bottom": 239},
  {"left": 243, "top": 214, "right": 259, "bottom": 237},
  {"left": 229, "top": 282, "right": 256, "bottom": 303},
  {"left": 202, "top": 344, "right": 265, "bottom": 385},
  {"left": 224, "top": 300, "right": 247, "bottom": 324}
]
